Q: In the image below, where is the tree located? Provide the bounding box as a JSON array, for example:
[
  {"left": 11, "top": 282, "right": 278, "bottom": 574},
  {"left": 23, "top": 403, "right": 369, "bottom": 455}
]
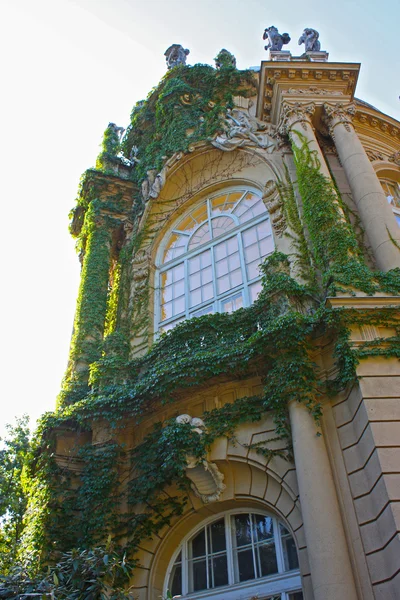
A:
[{"left": 0, "top": 416, "right": 30, "bottom": 573}]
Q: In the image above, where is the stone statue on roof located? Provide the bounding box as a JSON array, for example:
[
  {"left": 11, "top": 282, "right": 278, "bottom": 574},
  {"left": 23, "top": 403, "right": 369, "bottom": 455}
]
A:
[
  {"left": 298, "top": 28, "right": 321, "bottom": 52},
  {"left": 263, "top": 26, "right": 291, "bottom": 51},
  {"left": 164, "top": 44, "right": 190, "bottom": 69}
]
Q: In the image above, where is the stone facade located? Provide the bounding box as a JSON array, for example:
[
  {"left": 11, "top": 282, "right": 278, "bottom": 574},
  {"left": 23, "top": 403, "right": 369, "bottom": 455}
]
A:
[{"left": 55, "top": 51, "right": 400, "bottom": 600}]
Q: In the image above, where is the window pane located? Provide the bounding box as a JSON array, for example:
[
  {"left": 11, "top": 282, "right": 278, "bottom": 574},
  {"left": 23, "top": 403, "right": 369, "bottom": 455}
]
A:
[
  {"left": 189, "top": 223, "right": 211, "bottom": 250},
  {"left": 212, "top": 215, "right": 235, "bottom": 238},
  {"left": 172, "top": 264, "right": 184, "bottom": 282},
  {"left": 169, "top": 563, "right": 182, "bottom": 596},
  {"left": 203, "top": 283, "right": 214, "bottom": 301},
  {"left": 218, "top": 275, "right": 230, "bottom": 294},
  {"left": 260, "top": 236, "right": 274, "bottom": 257},
  {"left": 249, "top": 280, "right": 262, "bottom": 303},
  {"left": 242, "top": 227, "right": 257, "bottom": 247},
  {"left": 258, "top": 542, "right": 278, "bottom": 577},
  {"left": 236, "top": 548, "right": 255, "bottom": 582},
  {"left": 209, "top": 518, "right": 226, "bottom": 552},
  {"left": 254, "top": 515, "right": 274, "bottom": 542},
  {"left": 161, "top": 301, "right": 173, "bottom": 321},
  {"left": 174, "top": 296, "right": 185, "bottom": 314},
  {"left": 191, "top": 305, "right": 214, "bottom": 318},
  {"left": 289, "top": 593, "right": 304, "bottom": 600},
  {"left": 189, "top": 255, "right": 200, "bottom": 274},
  {"left": 221, "top": 292, "right": 243, "bottom": 314},
  {"left": 233, "top": 514, "right": 253, "bottom": 547},
  {"left": 191, "top": 528, "right": 206, "bottom": 557},
  {"left": 282, "top": 535, "right": 299, "bottom": 570},
  {"left": 211, "top": 554, "right": 229, "bottom": 587},
  {"left": 174, "top": 280, "right": 184, "bottom": 297},
  {"left": 191, "top": 559, "right": 207, "bottom": 591}
]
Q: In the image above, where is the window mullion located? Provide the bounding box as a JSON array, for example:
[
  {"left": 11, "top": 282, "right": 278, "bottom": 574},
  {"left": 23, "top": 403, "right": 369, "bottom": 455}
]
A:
[
  {"left": 182, "top": 544, "right": 188, "bottom": 596},
  {"left": 184, "top": 258, "right": 190, "bottom": 320},
  {"left": 205, "top": 525, "right": 210, "bottom": 590},
  {"left": 250, "top": 514, "right": 258, "bottom": 579},
  {"left": 273, "top": 518, "right": 285, "bottom": 574},
  {"left": 237, "top": 230, "right": 250, "bottom": 308},
  {"left": 226, "top": 514, "right": 236, "bottom": 584}
]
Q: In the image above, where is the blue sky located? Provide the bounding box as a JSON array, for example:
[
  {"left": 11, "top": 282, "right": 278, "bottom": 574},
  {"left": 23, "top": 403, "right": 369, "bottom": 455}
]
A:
[{"left": 0, "top": 0, "right": 399, "bottom": 436}]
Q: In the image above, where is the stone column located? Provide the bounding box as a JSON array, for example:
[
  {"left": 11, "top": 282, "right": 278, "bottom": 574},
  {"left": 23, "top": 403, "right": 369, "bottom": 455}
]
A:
[
  {"left": 324, "top": 103, "right": 400, "bottom": 271},
  {"left": 278, "top": 102, "right": 332, "bottom": 179},
  {"left": 289, "top": 400, "right": 359, "bottom": 600}
]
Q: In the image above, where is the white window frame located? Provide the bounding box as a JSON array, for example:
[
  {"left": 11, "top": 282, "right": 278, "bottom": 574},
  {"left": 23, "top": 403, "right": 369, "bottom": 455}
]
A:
[
  {"left": 164, "top": 508, "right": 302, "bottom": 600},
  {"left": 154, "top": 188, "right": 274, "bottom": 334}
]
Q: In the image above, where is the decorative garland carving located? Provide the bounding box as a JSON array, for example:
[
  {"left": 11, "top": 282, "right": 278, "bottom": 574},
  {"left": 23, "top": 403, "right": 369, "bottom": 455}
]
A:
[{"left": 284, "top": 87, "right": 343, "bottom": 96}]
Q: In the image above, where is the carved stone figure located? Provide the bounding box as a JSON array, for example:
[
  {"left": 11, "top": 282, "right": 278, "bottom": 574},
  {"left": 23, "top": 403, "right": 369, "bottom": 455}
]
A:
[
  {"left": 263, "top": 180, "right": 286, "bottom": 236},
  {"left": 214, "top": 48, "right": 236, "bottom": 69},
  {"left": 141, "top": 167, "right": 166, "bottom": 202},
  {"left": 298, "top": 28, "right": 321, "bottom": 52},
  {"left": 212, "top": 106, "right": 275, "bottom": 152},
  {"left": 263, "top": 26, "right": 291, "bottom": 52},
  {"left": 176, "top": 414, "right": 226, "bottom": 503},
  {"left": 108, "top": 122, "right": 125, "bottom": 140},
  {"left": 128, "top": 145, "right": 140, "bottom": 167},
  {"left": 164, "top": 44, "right": 190, "bottom": 69}
]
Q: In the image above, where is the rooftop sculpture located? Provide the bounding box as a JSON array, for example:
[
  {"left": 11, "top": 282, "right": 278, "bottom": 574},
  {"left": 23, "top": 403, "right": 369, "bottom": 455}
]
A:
[
  {"left": 214, "top": 48, "right": 237, "bottom": 69},
  {"left": 298, "top": 28, "right": 321, "bottom": 52},
  {"left": 164, "top": 44, "right": 190, "bottom": 69},
  {"left": 263, "top": 26, "right": 291, "bottom": 51}
]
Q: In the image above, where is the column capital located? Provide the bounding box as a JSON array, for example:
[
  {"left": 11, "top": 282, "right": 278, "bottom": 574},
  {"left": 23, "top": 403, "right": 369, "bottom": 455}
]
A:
[
  {"left": 323, "top": 102, "right": 357, "bottom": 138},
  {"left": 277, "top": 101, "right": 316, "bottom": 137}
]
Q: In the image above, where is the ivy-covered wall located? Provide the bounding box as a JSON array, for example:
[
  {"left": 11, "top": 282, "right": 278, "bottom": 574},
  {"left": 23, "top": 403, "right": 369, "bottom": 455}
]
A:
[{"left": 3, "top": 59, "right": 400, "bottom": 599}]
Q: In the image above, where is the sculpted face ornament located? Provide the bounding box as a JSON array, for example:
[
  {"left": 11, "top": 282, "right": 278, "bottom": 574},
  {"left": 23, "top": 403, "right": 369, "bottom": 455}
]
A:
[
  {"left": 164, "top": 44, "right": 190, "bottom": 69},
  {"left": 298, "top": 28, "right": 321, "bottom": 52},
  {"left": 263, "top": 26, "right": 291, "bottom": 52}
]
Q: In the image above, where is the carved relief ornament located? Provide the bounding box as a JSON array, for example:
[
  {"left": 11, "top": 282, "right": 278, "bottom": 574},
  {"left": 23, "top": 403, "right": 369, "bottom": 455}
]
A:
[
  {"left": 277, "top": 102, "right": 316, "bottom": 137},
  {"left": 263, "top": 180, "right": 286, "bottom": 237},
  {"left": 323, "top": 102, "right": 356, "bottom": 138},
  {"left": 389, "top": 151, "right": 400, "bottom": 166}
]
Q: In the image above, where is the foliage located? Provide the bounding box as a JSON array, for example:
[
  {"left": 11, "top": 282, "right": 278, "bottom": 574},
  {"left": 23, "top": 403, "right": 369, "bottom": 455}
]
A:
[
  {"left": 0, "top": 543, "right": 135, "bottom": 599},
  {"left": 0, "top": 416, "right": 30, "bottom": 574},
  {"left": 121, "top": 63, "right": 256, "bottom": 182}
]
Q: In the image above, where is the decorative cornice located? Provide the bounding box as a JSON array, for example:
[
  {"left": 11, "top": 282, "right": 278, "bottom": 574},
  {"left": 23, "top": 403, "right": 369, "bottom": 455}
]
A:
[
  {"left": 277, "top": 102, "right": 315, "bottom": 137},
  {"left": 323, "top": 102, "right": 357, "bottom": 137},
  {"left": 354, "top": 110, "right": 400, "bottom": 140}
]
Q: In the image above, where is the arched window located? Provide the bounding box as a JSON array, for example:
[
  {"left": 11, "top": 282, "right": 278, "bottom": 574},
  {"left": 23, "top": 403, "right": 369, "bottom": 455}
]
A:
[
  {"left": 165, "top": 510, "right": 302, "bottom": 599},
  {"left": 381, "top": 179, "right": 400, "bottom": 226},
  {"left": 156, "top": 189, "right": 274, "bottom": 332}
]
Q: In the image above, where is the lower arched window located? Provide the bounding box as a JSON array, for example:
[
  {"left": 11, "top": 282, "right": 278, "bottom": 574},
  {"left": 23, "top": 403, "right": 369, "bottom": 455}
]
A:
[{"left": 166, "top": 510, "right": 302, "bottom": 599}]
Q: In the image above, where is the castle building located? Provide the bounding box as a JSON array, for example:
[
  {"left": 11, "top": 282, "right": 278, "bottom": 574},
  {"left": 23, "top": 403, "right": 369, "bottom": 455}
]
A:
[{"left": 47, "top": 30, "right": 400, "bottom": 600}]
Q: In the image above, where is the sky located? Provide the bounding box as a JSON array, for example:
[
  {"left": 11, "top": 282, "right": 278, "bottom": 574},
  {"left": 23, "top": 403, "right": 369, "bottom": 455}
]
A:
[{"left": 1, "top": 0, "right": 399, "bottom": 437}]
